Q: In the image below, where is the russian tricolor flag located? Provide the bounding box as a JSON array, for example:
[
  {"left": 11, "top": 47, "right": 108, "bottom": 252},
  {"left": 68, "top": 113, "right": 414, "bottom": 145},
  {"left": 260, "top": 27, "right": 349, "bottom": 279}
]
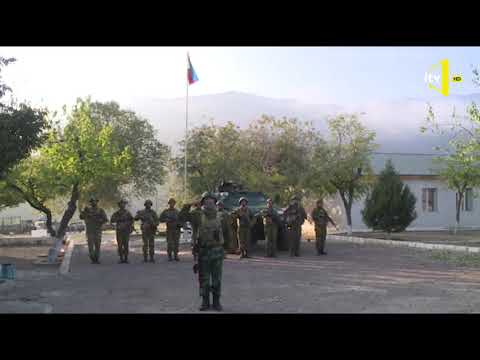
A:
[{"left": 187, "top": 54, "right": 199, "bottom": 85}]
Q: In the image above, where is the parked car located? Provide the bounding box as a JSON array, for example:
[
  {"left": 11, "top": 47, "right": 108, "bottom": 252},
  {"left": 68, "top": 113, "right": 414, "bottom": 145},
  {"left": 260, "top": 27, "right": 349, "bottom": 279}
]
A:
[{"left": 67, "top": 222, "right": 85, "bottom": 232}]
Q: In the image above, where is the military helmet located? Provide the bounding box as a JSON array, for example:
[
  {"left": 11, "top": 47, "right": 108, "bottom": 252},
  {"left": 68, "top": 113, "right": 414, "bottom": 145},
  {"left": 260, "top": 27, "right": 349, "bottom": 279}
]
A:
[
  {"left": 238, "top": 197, "right": 248, "bottom": 205},
  {"left": 168, "top": 198, "right": 176, "bottom": 204},
  {"left": 201, "top": 192, "right": 217, "bottom": 204},
  {"left": 144, "top": 199, "right": 153, "bottom": 206}
]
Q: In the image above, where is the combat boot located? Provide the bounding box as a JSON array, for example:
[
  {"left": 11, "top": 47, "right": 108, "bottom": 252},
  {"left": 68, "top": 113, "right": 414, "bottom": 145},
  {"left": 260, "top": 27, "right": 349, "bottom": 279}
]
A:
[
  {"left": 143, "top": 254, "right": 148, "bottom": 263},
  {"left": 199, "top": 295, "right": 210, "bottom": 311},
  {"left": 212, "top": 295, "right": 223, "bottom": 311}
]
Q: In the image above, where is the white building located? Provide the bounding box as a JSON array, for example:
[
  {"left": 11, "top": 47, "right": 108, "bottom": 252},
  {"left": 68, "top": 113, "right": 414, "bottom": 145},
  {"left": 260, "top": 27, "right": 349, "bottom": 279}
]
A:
[{"left": 343, "top": 153, "right": 480, "bottom": 231}]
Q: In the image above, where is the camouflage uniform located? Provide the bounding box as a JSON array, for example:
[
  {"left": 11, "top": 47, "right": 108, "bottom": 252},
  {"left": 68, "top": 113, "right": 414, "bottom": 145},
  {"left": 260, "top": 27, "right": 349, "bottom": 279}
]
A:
[
  {"left": 217, "top": 201, "right": 234, "bottom": 255},
  {"left": 110, "top": 200, "right": 134, "bottom": 263},
  {"left": 311, "top": 203, "right": 335, "bottom": 255},
  {"left": 180, "top": 192, "right": 224, "bottom": 311},
  {"left": 159, "top": 199, "right": 181, "bottom": 261},
  {"left": 232, "top": 198, "right": 255, "bottom": 258},
  {"left": 79, "top": 198, "right": 108, "bottom": 264},
  {"left": 134, "top": 200, "right": 159, "bottom": 262},
  {"left": 260, "top": 206, "right": 281, "bottom": 257},
  {"left": 284, "top": 197, "right": 307, "bottom": 257}
]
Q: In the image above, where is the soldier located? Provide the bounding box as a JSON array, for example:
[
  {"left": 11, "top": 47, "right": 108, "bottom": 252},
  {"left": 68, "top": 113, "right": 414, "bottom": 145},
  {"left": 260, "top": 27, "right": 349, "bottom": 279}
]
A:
[
  {"left": 284, "top": 195, "right": 307, "bottom": 257},
  {"left": 159, "top": 198, "right": 182, "bottom": 261},
  {"left": 79, "top": 197, "right": 108, "bottom": 264},
  {"left": 134, "top": 200, "right": 159, "bottom": 263},
  {"left": 259, "top": 198, "right": 281, "bottom": 257},
  {"left": 189, "top": 201, "right": 202, "bottom": 256},
  {"left": 217, "top": 200, "right": 234, "bottom": 257},
  {"left": 311, "top": 199, "right": 336, "bottom": 255},
  {"left": 179, "top": 192, "right": 225, "bottom": 311},
  {"left": 110, "top": 199, "right": 134, "bottom": 264},
  {"left": 232, "top": 197, "right": 255, "bottom": 258}
]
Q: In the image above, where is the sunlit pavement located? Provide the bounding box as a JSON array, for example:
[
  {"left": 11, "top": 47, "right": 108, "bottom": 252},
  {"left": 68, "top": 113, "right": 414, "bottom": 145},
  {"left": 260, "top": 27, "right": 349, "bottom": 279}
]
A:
[{"left": 4, "top": 233, "right": 480, "bottom": 313}]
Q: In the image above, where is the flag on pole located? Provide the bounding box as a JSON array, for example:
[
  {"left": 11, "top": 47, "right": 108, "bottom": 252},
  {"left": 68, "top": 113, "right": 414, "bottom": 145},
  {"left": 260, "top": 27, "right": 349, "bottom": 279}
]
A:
[{"left": 187, "top": 53, "right": 199, "bottom": 85}]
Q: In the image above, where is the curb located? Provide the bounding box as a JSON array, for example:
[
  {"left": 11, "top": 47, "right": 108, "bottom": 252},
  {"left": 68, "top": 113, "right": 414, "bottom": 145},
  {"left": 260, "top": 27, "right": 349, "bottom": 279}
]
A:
[
  {"left": 328, "top": 234, "right": 480, "bottom": 253},
  {"left": 59, "top": 236, "right": 76, "bottom": 275},
  {"left": 0, "top": 237, "right": 54, "bottom": 247}
]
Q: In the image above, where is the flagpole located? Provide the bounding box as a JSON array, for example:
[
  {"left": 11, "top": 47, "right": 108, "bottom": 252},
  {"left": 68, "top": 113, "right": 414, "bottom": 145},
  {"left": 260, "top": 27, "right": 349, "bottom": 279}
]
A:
[{"left": 184, "top": 54, "right": 188, "bottom": 204}]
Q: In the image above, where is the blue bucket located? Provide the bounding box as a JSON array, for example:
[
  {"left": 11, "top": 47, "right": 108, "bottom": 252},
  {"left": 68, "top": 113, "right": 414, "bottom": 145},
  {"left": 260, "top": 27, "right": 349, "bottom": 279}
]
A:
[{"left": 1, "top": 264, "right": 16, "bottom": 280}]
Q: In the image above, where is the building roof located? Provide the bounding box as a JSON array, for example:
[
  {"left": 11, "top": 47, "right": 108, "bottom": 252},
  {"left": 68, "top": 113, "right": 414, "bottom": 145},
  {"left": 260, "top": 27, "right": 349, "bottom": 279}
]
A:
[{"left": 371, "top": 153, "right": 445, "bottom": 176}]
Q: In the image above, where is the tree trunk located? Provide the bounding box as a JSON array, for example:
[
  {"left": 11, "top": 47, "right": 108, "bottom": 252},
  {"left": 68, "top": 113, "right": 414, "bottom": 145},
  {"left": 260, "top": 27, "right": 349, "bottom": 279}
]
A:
[
  {"left": 339, "top": 191, "right": 353, "bottom": 236},
  {"left": 48, "top": 182, "right": 80, "bottom": 264},
  {"left": 6, "top": 180, "right": 56, "bottom": 236},
  {"left": 455, "top": 193, "right": 462, "bottom": 236},
  {"left": 56, "top": 182, "right": 80, "bottom": 240}
]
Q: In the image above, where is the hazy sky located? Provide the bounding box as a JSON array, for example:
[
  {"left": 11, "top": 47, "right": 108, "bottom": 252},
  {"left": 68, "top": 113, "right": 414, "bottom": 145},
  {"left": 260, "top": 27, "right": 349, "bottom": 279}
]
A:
[{"left": 1, "top": 46, "right": 480, "bottom": 109}]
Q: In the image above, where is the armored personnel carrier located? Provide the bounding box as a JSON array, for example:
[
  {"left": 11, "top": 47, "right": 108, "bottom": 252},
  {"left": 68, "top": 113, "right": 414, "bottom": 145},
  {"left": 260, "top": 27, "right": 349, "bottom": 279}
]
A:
[{"left": 213, "top": 181, "right": 288, "bottom": 250}]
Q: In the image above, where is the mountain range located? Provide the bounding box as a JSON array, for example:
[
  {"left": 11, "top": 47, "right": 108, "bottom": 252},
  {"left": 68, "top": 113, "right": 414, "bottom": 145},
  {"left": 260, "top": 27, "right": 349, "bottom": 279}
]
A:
[{"left": 121, "top": 91, "right": 480, "bottom": 154}]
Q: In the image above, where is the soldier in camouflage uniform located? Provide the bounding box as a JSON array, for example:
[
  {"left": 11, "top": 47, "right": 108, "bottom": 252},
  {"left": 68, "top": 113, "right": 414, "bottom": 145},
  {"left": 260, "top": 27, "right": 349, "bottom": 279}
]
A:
[
  {"left": 259, "top": 198, "right": 281, "bottom": 257},
  {"left": 232, "top": 197, "right": 255, "bottom": 258},
  {"left": 284, "top": 195, "right": 307, "bottom": 257},
  {"left": 159, "top": 198, "right": 182, "bottom": 261},
  {"left": 311, "top": 199, "right": 336, "bottom": 255},
  {"left": 79, "top": 197, "right": 108, "bottom": 264},
  {"left": 110, "top": 199, "right": 134, "bottom": 264},
  {"left": 180, "top": 192, "right": 225, "bottom": 311},
  {"left": 217, "top": 200, "right": 234, "bottom": 257},
  {"left": 134, "top": 200, "right": 159, "bottom": 263},
  {"left": 189, "top": 201, "right": 202, "bottom": 256}
]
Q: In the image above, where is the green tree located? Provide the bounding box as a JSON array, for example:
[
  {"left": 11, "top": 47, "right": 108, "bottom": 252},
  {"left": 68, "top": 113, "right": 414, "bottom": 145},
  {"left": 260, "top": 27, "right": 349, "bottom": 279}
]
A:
[
  {"left": 422, "top": 97, "right": 480, "bottom": 233},
  {"left": 0, "top": 56, "right": 49, "bottom": 180},
  {"left": 176, "top": 122, "right": 243, "bottom": 197},
  {"left": 312, "top": 114, "right": 377, "bottom": 235},
  {"left": 4, "top": 98, "right": 132, "bottom": 238},
  {"left": 89, "top": 101, "right": 170, "bottom": 198},
  {"left": 362, "top": 160, "right": 417, "bottom": 236},
  {"left": 242, "top": 116, "right": 321, "bottom": 204}
]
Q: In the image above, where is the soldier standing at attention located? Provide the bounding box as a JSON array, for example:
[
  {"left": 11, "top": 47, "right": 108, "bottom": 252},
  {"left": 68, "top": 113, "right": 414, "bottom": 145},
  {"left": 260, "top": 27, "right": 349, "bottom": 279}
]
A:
[
  {"left": 110, "top": 199, "right": 134, "bottom": 264},
  {"left": 259, "top": 198, "right": 281, "bottom": 257},
  {"left": 311, "top": 199, "right": 336, "bottom": 255},
  {"left": 134, "top": 200, "right": 159, "bottom": 263},
  {"left": 284, "top": 195, "right": 307, "bottom": 257},
  {"left": 232, "top": 197, "right": 255, "bottom": 259},
  {"left": 217, "top": 200, "right": 234, "bottom": 258},
  {"left": 179, "top": 192, "right": 225, "bottom": 311},
  {"left": 159, "top": 198, "right": 181, "bottom": 261},
  {"left": 79, "top": 197, "right": 108, "bottom": 264}
]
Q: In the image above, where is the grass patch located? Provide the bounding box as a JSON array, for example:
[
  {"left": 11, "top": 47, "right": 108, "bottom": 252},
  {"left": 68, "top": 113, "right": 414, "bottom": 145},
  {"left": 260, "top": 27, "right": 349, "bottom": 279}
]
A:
[{"left": 428, "top": 250, "right": 480, "bottom": 267}]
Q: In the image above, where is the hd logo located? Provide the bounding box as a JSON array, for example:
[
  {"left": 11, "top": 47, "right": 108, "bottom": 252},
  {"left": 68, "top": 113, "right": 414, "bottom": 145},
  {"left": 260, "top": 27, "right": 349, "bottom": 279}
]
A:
[{"left": 425, "top": 59, "right": 462, "bottom": 96}]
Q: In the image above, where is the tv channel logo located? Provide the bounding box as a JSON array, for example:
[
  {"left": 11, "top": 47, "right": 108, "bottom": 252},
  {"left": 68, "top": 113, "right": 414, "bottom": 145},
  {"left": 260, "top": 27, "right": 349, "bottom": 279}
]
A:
[{"left": 424, "top": 59, "right": 462, "bottom": 96}]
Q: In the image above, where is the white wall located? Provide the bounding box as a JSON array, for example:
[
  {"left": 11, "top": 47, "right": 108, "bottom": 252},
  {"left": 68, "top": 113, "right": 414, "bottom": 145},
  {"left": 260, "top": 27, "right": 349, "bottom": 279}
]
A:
[{"left": 336, "top": 179, "right": 480, "bottom": 231}]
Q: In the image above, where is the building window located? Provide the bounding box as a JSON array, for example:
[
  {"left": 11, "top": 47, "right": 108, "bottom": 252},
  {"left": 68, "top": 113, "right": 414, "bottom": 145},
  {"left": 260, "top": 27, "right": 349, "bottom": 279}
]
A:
[
  {"left": 422, "top": 188, "right": 438, "bottom": 212},
  {"left": 457, "top": 188, "right": 474, "bottom": 212}
]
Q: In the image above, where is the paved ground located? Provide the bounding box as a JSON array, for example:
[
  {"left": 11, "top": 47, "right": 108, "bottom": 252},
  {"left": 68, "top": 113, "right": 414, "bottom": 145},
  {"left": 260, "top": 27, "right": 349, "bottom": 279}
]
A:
[{"left": 4, "top": 234, "right": 480, "bottom": 313}]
